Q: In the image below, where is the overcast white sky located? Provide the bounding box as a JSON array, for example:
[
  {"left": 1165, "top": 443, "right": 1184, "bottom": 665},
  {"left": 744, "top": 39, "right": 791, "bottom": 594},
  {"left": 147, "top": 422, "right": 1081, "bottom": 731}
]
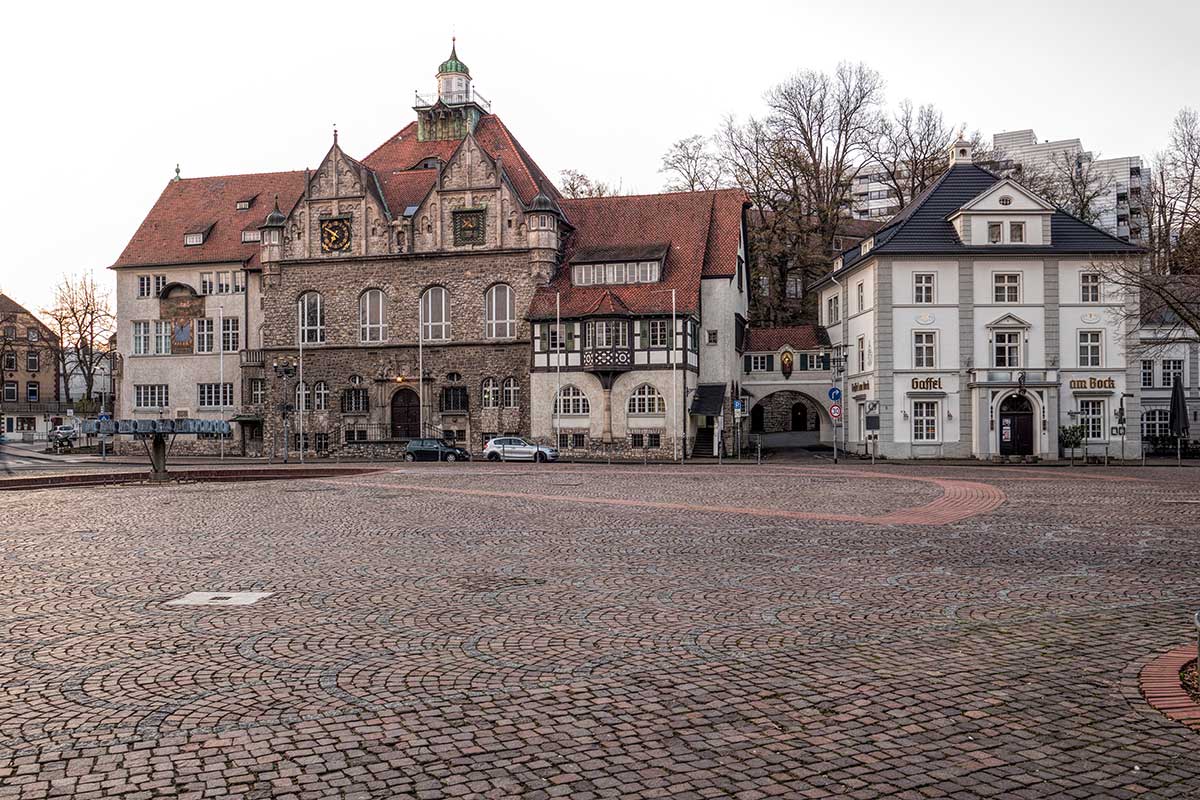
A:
[{"left": 1, "top": 0, "right": 1195, "bottom": 313}]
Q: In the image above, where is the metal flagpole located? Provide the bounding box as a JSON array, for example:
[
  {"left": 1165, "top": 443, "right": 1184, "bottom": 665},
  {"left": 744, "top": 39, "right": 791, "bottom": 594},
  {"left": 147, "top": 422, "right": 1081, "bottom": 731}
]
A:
[
  {"left": 418, "top": 296, "right": 424, "bottom": 437},
  {"left": 298, "top": 311, "right": 304, "bottom": 464},
  {"left": 672, "top": 289, "right": 678, "bottom": 463},
  {"left": 555, "top": 292, "right": 561, "bottom": 450},
  {"left": 218, "top": 305, "right": 225, "bottom": 460}
]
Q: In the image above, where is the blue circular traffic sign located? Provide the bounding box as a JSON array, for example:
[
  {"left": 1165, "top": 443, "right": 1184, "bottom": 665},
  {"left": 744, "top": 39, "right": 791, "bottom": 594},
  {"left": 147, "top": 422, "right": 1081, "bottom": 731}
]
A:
[{"left": 828, "top": 387, "right": 842, "bottom": 402}]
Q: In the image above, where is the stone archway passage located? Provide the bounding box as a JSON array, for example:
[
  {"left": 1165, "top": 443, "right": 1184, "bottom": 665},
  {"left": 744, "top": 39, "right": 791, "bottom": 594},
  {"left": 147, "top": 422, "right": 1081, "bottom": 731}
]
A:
[{"left": 391, "top": 388, "right": 420, "bottom": 439}]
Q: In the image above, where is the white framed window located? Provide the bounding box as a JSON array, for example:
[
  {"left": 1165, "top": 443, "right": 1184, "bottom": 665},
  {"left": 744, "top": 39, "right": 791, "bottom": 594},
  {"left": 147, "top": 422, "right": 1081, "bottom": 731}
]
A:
[
  {"left": 1, "top": 352, "right": 12, "bottom": 371},
  {"left": 200, "top": 273, "right": 214, "bottom": 295},
  {"left": 137, "top": 275, "right": 152, "bottom": 297},
  {"left": 1141, "top": 360, "right": 1155, "bottom": 388},
  {"left": 26, "top": 351, "right": 39, "bottom": 372},
  {"left": 195, "top": 319, "right": 214, "bottom": 353},
  {"left": 993, "top": 331, "right": 1021, "bottom": 367},
  {"left": 184, "top": 232, "right": 204, "bottom": 246},
  {"left": 484, "top": 284, "right": 515, "bottom": 339},
  {"left": 1009, "top": 222, "right": 1025, "bottom": 243},
  {"left": 199, "top": 383, "right": 234, "bottom": 408},
  {"left": 27, "top": 328, "right": 39, "bottom": 342},
  {"left": 993, "top": 273, "right": 1020, "bottom": 303},
  {"left": 133, "top": 321, "right": 150, "bottom": 355},
  {"left": 1163, "top": 359, "right": 1184, "bottom": 387},
  {"left": 221, "top": 317, "right": 240, "bottom": 352},
  {"left": 481, "top": 377, "right": 499, "bottom": 408},
  {"left": 25, "top": 381, "right": 39, "bottom": 402},
  {"left": 913, "top": 273, "right": 935, "bottom": 304},
  {"left": 857, "top": 336, "right": 865, "bottom": 372},
  {"left": 912, "top": 400, "right": 938, "bottom": 441},
  {"left": 359, "top": 289, "right": 387, "bottom": 343},
  {"left": 706, "top": 329, "right": 718, "bottom": 346},
  {"left": 134, "top": 384, "right": 169, "bottom": 408},
  {"left": 2, "top": 382, "right": 15, "bottom": 403},
  {"left": 1142, "top": 409, "right": 1170, "bottom": 438},
  {"left": 1079, "top": 399, "right": 1105, "bottom": 440},
  {"left": 420, "top": 286, "right": 450, "bottom": 341},
  {"left": 294, "top": 381, "right": 310, "bottom": 412},
  {"left": 233, "top": 271, "right": 245, "bottom": 293},
  {"left": 313, "top": 381, "right": 329, "bottom": 410},
  {"left": 554, "top": 385, "right": 590, "bottom": 416},
  {"left": 241, "top": 229, "right": 261, "bottom": 243},
  {"left": 856, "top": 282, "right": 865, "bottom": 312},
  {"left": 628, "top": 384, "right": 666, "bottom": 415},
  {"left": 298, "top": 292, "right": 325, "bottom": 344},
  {"left": 913, "top": 331, "right": 936, "bottom": 369},
  {"left": 826, "top": 295, "right": 840, "bottom": 324},
  {"left": 987, "top": 222, "right": 1002, "bottom": 244},
  {"left": 649, "top": 320, "right": 669, "bottom": 348},
  {"left": 250, "top": 378, "right": 266, "bottom": 404},
  {"left": 1078, "top": 330, "right": 1102, "bottom": 367},
  {"left": 502, "top": 377, "right": 520, "bottom": 408},
  {"left": 152, "top": 275, "right": 167, "bottom": 295},
  {"left": 1080, "top": 272, "right": 1101, "bottom": 303},
  {"left": 154, "top": 320, "right": 171, "bottom": 354},
  {"left": 547, "top": 323, "right": 564, "bottom": 352},
  {"left": 750, "top": 354, "right": 771, "bottom": 372},
  {"left": 573, "top": 264, "right": 592, "bottom": 286},
  {"left": 217, "top": 272, "right": 232, "bottom": 294}
]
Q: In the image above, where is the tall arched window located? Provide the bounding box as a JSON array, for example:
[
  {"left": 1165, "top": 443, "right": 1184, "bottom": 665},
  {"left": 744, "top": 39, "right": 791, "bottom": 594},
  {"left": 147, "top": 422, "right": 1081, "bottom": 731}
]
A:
[
  {"left": 481, "top": 377, "right": 499, "bottom": 408},
  {"left": 484, "top": 283, "right": 515, "bottom": 339},
  {"left": 502, "top": 377, "right": 520, "bottom": 408},
  {"left": 297, "top": 292, "right": 325, "bottom": 344},
  {"left": 359, "top": 289, "right": 387, "bottom": 342},
  {"left": 421, "top": 286, "right": 450, "bottom": 341},
  {"left": 313, "top": 381, "right": 329, "bottom": 411},
  {"left": 554, "top": 385, "right": 590, "bottom": 416},
  {"left": 627, "top": 384, "right": 666, "bottom": 415},
  {"left": 295, "top": 381, "right": 310, "bottom": 412}
]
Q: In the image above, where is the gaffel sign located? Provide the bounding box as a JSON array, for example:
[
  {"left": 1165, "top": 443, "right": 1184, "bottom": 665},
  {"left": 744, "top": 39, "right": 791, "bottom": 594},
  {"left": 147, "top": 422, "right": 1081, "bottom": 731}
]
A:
[{"left": 911, "top": 377, "right": 943, "bottom": 390}]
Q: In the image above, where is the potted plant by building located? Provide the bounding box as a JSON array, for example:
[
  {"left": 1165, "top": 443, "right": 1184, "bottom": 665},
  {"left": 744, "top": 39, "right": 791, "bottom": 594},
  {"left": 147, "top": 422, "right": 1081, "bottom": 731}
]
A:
[{"left": 1060, "top": 424, "right": 1084, "bottom": 466}]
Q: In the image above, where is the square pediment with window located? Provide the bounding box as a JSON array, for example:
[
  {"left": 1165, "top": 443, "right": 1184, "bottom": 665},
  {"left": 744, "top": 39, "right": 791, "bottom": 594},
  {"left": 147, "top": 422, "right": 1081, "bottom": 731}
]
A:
[{"left": 452, "top": 208, "right": 486, "bottom": 246}]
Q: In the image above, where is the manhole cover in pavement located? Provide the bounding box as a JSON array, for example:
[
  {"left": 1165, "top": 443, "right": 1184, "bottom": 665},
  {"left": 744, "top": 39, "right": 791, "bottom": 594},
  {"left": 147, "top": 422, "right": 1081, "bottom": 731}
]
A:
[{"left": 165, "top": 591, "right": 274, "bottom": 607}]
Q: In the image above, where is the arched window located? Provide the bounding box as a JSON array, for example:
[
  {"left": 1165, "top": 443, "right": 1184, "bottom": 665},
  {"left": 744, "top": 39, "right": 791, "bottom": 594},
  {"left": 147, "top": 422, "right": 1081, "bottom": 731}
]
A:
[
  {"left": 627, "top": 384, "right": 666, "bottom": 415},
  {"left": 342, "top": 375, "right": 369, "bottom": 413},
  {"left": 1142, "top": 409, "right": 1170, "bottom": 439},
  {"left": 297, "top": 292, "right": 325, "bottom": 344},
  {"left": 502, "top": 377, "right": 520, "bottom": 408},
  {"left": 295, "top": 381, "right": 310, "bottom": 412},
  {"left": 481, "top": 377, "right": 499, "bottom": 408},
  {"left": 421, "top": 286, "right": 450, "bottom": 341},
  {"left": 484, "top": 283, "right": 515, "bottom": 339},
  {"left": 554, "top": 385, "right": 590, "bottom": 416},
  {"left": 359, "top": 289, "right": 387, "bottom": 342},
  {"left": 313, "top": 381, "right": 329, "bottom": 411}
]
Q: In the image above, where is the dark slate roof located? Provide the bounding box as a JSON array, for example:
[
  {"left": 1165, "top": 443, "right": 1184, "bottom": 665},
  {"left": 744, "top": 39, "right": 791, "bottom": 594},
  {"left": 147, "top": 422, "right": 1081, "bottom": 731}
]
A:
[
  {"left": 818, "top": 163, "right": 1143, "bottom": 287},
  {"left": 690, "top": 383, "right": 727, "bottom": 417}
]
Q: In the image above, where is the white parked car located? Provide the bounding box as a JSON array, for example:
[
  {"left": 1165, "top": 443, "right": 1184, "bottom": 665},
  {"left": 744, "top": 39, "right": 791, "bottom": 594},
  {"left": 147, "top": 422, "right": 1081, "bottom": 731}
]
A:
[{"left": 483, "top": 437, "right": 558, "bottom": 462}]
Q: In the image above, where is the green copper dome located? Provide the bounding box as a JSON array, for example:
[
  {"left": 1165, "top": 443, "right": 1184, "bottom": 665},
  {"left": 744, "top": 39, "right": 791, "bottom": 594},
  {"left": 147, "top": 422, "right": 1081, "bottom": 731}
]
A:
[{"left": 438, "top": 40, "right": 470, "bottom": 76}]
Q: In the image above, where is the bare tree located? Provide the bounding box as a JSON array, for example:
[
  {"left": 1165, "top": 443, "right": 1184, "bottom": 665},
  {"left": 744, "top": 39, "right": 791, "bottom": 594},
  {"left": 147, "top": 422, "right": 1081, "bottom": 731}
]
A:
[
  {"left": 1146, "top": 107, "right": 1200, "bottom": 274},
  {"left": 862, "top": 100, "right": 954, "bottom": 208},
  {"left": 1014, "top": 150, "right": 1113, "bottom": 225},
  {"left": 558, "top": 169, "right": 621, "bottom": 199},
  {"left": 659, "top": 135, "right": 724, "bottom": 191},
  {"left": 41, "top": 273, "right": 115, "bottom": 408}
]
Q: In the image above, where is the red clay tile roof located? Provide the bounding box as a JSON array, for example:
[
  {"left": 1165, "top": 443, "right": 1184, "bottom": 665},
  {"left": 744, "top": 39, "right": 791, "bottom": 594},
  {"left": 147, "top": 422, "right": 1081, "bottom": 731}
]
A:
[
  {"left": 376, "top": 168, "right": 438, "bottom": 216},
  {"left": 529, "top": 188, "right": 749, "bottom": 320},
  {"left": 744, "top": 325, "right": 830, "bottom": 352},
  {"left": 113, "top": 172, "right": 305, "bottom": 269}
]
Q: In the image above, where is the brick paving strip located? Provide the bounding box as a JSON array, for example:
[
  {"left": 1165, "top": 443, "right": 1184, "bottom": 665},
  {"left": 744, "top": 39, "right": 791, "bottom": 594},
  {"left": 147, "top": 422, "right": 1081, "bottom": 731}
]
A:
[
  {"left": 1139, "top": 644, "right": 1200, "bottom": 731},
  {"left": 340, "top": 466, "right": 1006, "bottom": 526}
]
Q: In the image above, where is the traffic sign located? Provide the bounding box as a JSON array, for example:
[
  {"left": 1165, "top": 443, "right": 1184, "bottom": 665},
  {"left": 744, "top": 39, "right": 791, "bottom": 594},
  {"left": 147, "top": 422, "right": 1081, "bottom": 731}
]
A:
[
  {"left": 828, "top": 387, "right": 842, "bottom": 402},
  {"left": 732, "top": 399, "right": 744, "bottom": 411},
  {"left": 99, "top": 412, "right": 112, "bottom": 421},
  {"left": 829, "top": 403, "right": 842, "bottom": 419}
]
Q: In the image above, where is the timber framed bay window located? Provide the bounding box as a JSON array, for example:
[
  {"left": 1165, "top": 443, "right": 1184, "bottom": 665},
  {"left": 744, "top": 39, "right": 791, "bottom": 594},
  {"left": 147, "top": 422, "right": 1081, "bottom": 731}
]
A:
[
  {"left": 993, "top": 331, "right": 1021, "bottom": 368},
  {"left": 1078, "top": 330, "right": 1103, "bottom": 367},
  {"left": 585, "top": 320, "right": 628, "bottom": 349},
  {"left": 913, "top": 331, "right": 937, "bottom": 369},
  {"left": 912, "top": 400, "right": 939, "bottom": 442},
  {"left": 298, "top": 292, "right": 325, "bottom": 344},
  {"left": 420, "top": 286, "right": 451, "bottom": 341},
  {"left": 648, "top": 319, "right": 669, "bottom": 348}
]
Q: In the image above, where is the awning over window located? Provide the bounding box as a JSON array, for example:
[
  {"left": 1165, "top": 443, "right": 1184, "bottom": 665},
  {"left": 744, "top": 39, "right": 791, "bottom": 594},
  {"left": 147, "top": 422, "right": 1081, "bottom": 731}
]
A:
[{"left": 690, "top": 383, "right": 727, "bottom": 416}]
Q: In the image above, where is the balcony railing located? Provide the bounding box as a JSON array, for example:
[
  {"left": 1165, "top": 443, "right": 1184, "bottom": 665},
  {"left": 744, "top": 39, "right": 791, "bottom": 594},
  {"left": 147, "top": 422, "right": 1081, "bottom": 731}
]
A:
[
  {"left": 581, "top": 347, "right": 633, "bottom": 371},
  {"left": 241, "top": 349, "right": 265, "bottom": 367},
  {"left": 413, "top": 88, "right": 491, "bottom": 112}
]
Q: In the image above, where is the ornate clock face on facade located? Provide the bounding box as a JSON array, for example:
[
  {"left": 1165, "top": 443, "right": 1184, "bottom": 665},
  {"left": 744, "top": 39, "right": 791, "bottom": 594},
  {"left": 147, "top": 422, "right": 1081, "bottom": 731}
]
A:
[
  {"left": 320, "top": 218, "right": 352, "bottom": 253},
  {"left": 452, "top": 209, "right": 486, "bottom": 246}
]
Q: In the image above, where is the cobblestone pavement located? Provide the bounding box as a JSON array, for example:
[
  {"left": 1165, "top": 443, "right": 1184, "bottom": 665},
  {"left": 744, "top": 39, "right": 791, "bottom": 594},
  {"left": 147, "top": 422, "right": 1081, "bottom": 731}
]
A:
[{"left": 1, "top": 463, "right": 1198, "bottom": 799}]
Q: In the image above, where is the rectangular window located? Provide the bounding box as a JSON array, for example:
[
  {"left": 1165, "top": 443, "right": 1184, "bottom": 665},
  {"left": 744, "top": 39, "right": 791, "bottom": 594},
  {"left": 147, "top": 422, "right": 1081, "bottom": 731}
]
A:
[
  {"left": 1162, "top": 359, "right": 1184, "bottom": 387},
  {"left": 706, "top": 329, "right": 718, "bottom": 346},
  {"left": 630, "top": 432, "right": 644, "bottom": 449},
  {"left": 2, "top": 382, "right": 15, "bottom": 402},
  {"left": 573, "top": 264, "right": 591, "bottom": 286},
  {"left": 913, "top": 332, "right": 936, "bottom": 369},
  {"left": 1080, "top": 272, "right": 1101, "bottom": 303},
  {"left": 649, "top": 320, "right": 668, "bottom": 348},
  {"left": 994, "top": 331, "right": 1021, "bottom": 367},
  {"left": 233, "top": 271, "right": 246, "bottom": 293},
  {"left": 184, "top": 232, "right": 204, "bottom": 246},
  {"left": 913, "top": 273, "right": 934, "bottom": 304},
  {"left": 750, "top": 354, "right": 772, "bottom": 372},
  {"left": 646, "top": 432, "right": 661, "bottom": 448},
  {"left": 1142, "top": 360, "right": 1155, "bottom": 388},
  {"left": 993, "top": 273, "right": 1020, "bottom": 303},
  {"left": 195, "top": 319, "right": 214, "bottom": 353},
  {"left": 856, "top": 282, "right": 865, "bottom": 312},
  {"left": 786, "top": 273, "right": 802, "bottom": 300},
  {"left": 912, "top": 401, "right": 938, "bottom": 441},
  {"left": 27, "top": 328, "right": 38, "bottom": 343},
  {"left": 217, "top": 272, "right": 232, "bottom": 294},
  {"left": 1078, "top": 331, "right": 1102, "bottom": 367},
  {"left": 154, "top": 320, "right": 171, "bottom": 354},
  {"left": 546, "top": 323, "right": 564, "bottom": 352},
  {"left": 1009, "top": 222, "right": 1025, "bottom": 243},
  {"left": 200, "top": 273, "right": 214, "bottom": 295},
  {"left": 25, "top": 381, "right": 39, "bottom": 402},
  {"left": 988, "top": 222, "right": 1002, "bottom": 244},
  {"left": 591, "top": 321, "right": 628, "bottom": 349},
  {"left": 441, "top": 386, "right": 469, "bottom": 412},
  {"left": 133, "top": 321, "right": 150, "bottom": 355},
  {"left": 134, "top": 384, "right": 169, "bottom": 408},
  {"left": 1, "top": 352, "right": 13, "bottom": 371},
  {"left": 572, "top": 432, "right": 586, "bottom": 449},
  {"left": 154, "top": 275, "right": 168, "bottom": 295},
  {"left": 138, "top": 275, "right": 152, "bottom": 297},
  {"left": 1079, "top": 399, "right": 1105, "bottom": 440},
  {"left": 250, "top": 378, "right": 266, "bottom": 404},
  {"left": 197, "top": 383, "right": 234, "bottom": 408},
  {"left": 241, "top": 230, "right": 261, "bottom": 243},
  {"left": 25, "top": 351, "right": 39, "bottom": 372},
  {"left": 857, "top": 336, "right": 865, "bottom": 372},
  {"left": 826, "top": 295, "right": 840, "bottom": 324},
  {"left": 222, "top": 317, "right": 240, "bottom": 352}
]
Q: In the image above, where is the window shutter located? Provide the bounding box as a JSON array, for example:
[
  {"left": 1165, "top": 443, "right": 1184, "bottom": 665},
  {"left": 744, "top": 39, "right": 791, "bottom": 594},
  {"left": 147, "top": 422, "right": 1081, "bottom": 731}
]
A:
[
  {"left": 744, "top": 355, "right": 752, "bottom": 373},
  {"left": 799, "top": 353, "right": 809, "bottom": 371},
  {"left": 766, "top": 355, "right": 775, "bottom": 372}
]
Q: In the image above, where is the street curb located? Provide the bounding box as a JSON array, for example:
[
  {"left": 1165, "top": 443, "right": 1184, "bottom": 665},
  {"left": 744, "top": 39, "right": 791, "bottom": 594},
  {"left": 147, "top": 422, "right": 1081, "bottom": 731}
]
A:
[{"left": 0, "top": 467, "right": 386, "bottom": 492}]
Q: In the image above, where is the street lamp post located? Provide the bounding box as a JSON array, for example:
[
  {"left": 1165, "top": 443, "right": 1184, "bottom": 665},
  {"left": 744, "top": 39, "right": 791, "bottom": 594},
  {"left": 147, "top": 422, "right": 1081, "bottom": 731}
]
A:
[{"left": 272, "top": 356, "right": 297, "bottom": 463}]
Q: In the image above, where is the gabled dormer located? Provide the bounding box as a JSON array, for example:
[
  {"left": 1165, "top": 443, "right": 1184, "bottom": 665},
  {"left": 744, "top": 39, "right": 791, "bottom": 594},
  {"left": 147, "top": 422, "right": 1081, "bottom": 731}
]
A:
[{"left": 948, "top": 178, "right": 1055, "bottom": 246}]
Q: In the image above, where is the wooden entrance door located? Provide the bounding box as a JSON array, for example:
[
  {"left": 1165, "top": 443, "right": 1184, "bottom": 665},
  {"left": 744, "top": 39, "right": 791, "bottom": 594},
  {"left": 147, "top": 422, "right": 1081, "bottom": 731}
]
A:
[
  {"left": 998, "top": 394, "right": 1034, "bottom": 456},
  {"left": 391, "top": 388, "right": 420, "bottom": 439}
]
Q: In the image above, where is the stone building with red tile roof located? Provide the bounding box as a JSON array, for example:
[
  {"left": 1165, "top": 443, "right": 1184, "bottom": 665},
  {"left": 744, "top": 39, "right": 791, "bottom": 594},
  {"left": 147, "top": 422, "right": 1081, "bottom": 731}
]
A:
[
  {"left": 111, "top": 44, "right": 754, "bottom": 458},
  {"left": 1, "top": 293, "right": 65, "bottom": 439}
]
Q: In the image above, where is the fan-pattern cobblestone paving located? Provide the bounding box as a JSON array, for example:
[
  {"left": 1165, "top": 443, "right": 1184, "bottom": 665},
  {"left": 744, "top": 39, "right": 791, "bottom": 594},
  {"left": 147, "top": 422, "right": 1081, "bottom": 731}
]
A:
[{"left": 1, "top": 463, "right": 1198, "bottom": 798}]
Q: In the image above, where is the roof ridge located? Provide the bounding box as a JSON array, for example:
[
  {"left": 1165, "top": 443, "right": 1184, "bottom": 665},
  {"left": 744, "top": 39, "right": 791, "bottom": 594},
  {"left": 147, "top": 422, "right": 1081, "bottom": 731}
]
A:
[{"left": 170, "top": 169, "right": 308, "bottom": 183}]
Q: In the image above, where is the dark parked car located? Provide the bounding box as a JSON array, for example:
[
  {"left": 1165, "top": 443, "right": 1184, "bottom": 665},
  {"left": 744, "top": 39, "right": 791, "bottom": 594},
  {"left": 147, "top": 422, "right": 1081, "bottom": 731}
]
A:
[{"left": 404, "top": 438, "right": 471, "bottom": 462}]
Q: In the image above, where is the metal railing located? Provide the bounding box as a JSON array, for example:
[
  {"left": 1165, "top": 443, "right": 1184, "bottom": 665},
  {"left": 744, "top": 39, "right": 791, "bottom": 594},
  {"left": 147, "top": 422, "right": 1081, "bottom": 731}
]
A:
[
  {"left": 413, "top": 88, "right": 491, "bottom": 111},
  {"left": 241, "top": 350, "right": 266, "bottom": 367}
]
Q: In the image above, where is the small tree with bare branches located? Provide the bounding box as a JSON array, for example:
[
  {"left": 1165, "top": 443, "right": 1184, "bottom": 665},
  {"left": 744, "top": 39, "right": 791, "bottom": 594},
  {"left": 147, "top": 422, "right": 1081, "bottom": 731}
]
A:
[{"left": 41, "top": 273, "right": 115, "bottom": 409}]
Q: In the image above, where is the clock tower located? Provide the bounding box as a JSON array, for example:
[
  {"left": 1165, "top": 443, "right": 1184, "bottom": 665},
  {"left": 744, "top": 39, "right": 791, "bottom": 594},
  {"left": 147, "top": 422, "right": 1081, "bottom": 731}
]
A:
[{"left": 414, "top": 39, "right": 491, "bottom": 142}]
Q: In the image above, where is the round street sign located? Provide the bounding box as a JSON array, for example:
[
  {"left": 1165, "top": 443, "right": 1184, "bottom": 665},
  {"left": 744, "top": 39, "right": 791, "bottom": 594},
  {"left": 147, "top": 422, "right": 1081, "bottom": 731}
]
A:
[
  {"left": 829, "top": 403, "right": 842, "bottom": 419},
  {"left": 828, "top": 387, "right": 842, "bottom": 402}
]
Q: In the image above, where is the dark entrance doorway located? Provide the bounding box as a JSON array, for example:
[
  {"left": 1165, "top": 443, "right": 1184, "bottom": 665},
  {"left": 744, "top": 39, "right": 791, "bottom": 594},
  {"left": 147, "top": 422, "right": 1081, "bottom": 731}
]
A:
[
  {"left": 998, "top": 394, "right": 1035, "bottom": 456},
  {"left": 791, "top": 402, "right": 810, "bottom": 432},
  {"left": 391, "top": 388, "right": 420, "bottom": 439},
  {"left": 750, "top": 404, "right": 764, "bottom": 433}
]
